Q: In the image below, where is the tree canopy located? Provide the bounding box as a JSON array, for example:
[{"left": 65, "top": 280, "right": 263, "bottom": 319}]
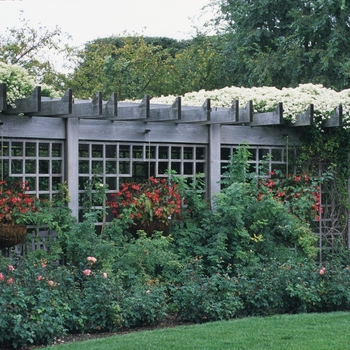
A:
[
  {"left": 3, "top": 2, "right": 350, "bottom": 100},
  {"left": 66, "top": 35, "right": 229, "bottom": 100},
  {"left": 0, "top": 16, "right": 74, "bottom": 93},
  {"left": 209, "top": 0, "right": 350, "bottom": 90}
]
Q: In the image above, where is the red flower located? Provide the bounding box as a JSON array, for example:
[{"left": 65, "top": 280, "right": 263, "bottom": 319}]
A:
[
  {"left": 107, "top": 177, "right": 182, "bottom": 226},
  {"left": 261, "top": 169, "right": 322, "bottom": 222},
  {"left": 0, "top": 180, "right": 39, "bottom": 225}
]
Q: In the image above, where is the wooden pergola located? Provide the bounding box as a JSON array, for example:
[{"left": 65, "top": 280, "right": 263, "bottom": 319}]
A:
[{"left": 0, "top": 84, "right": 346, "bottom": 259}]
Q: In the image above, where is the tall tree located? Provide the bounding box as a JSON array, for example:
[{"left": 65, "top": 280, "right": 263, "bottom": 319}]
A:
[
  {"left": 209, "top": 0, "right": 350, "bottom": 89},
  {"left": 173, "top": 34, "right": 229, "bottom": 94},
  {"left": 68, "top": 36, "right": 178, "bottom": 100},
  {"left": 0, "top": 16, "right": 74, "bottom": 92},
  {"left": 68, "top": 35, "right": 230, "bottom": 100}
]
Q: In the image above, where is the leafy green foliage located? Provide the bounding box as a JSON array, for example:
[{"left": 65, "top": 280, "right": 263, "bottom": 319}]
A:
[
  {"left": 208, "top": 0, "right": 350, "bottom": 90},
  {"left": 67, "top": 35, "right": 229, "bottom": 100},
  {"left": 171, "top": 260, "right": 243, "bottom": 322},
  {"left": 2, "top": 144, "right": 350, "bottom": 348},
  {"left": 261, "top": 169, "right": 326, "bottom": 222},
  {"left": 108, "top": 177, "right": 182, "bottom": 237},
  {"left": 119, "top": 282, "right": 168, "bottom": 328},
  {"left": 0, "top": 16, "right": 73, "bottom": 91}
]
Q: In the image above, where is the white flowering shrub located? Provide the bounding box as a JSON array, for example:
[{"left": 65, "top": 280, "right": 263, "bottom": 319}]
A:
[
  {"left": 148, "top": 84, "right": 350, "bottom": 125},
  {"left": 0, "top": 62, "right": 60, "bottom": 110},
  {"left": 0, "top": 62, "right": 35, "bottom": 108}
]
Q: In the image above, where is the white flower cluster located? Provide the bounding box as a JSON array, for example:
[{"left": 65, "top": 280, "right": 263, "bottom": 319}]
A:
[
  {"left": 0, "top": 63, "right": 60, "bottom": 110},
  {"left": 0, "top": 62, "right": 36, "bottom": 108},
  {"left": 149, "top": 84, "right": 350, "bottom": 125}
]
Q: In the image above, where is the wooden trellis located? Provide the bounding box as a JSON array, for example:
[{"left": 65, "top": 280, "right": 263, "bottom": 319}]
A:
[
  {"left": 0, "top": 84, "right": 342, "bottom": 126},
  {"left": 0, "top": 84, "right": 346, "bottom": 260}
]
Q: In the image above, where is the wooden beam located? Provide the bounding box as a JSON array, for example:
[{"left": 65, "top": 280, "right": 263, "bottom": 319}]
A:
[
  {"left": 239, "top": 101, "right": 253, "bottom": 124},
  {"left": 112, "top": 95, "right": 150, "bottom": 120},
  {"left": 205, "top": 100, "right": 239, "bottom": 124},
  {"left": 68, "top": 91, "right": 103, "bottom": 118},
  {"left": 4, "top": 86, "right": 41, "bottom": 114},
  {"left": 102, "top": 92, "right": 118, "bottom": 118},
  {"left": 177, "top": 99, "right": 211, "bottom": 123},
  {"left": 28, "top": 89, "right": 73, "bottom": 116},
  {"left": 323, "top": 106, "right": 342, "bottom": 127},
  {"left": 289, "top": 104, "right": 314, "bottom": 127},
  {"left": 147, "top": 97, "right": 181, "bottom": 121},
  {"left": 0, "top": 84, "right": 6, "bottom": 111},
  {"left": 250, "top": 102, "right": 283, "bottom": 126}
]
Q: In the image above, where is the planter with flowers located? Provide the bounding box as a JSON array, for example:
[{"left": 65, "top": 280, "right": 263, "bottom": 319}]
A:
[
  {"left": 108, "top": 177, "right": 182, "bottom": 237},
  {"left": 0, "top": 180, "right": 38, "bottom": 249}
]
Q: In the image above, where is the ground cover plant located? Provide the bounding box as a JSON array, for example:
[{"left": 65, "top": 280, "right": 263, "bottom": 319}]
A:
[{"left": 1, "top": 147, "right": 350, "bottom": 349}]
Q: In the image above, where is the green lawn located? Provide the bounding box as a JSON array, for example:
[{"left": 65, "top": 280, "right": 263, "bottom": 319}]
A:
[{"left": 51, "top": 312, "right": 350, "bottom": 350}]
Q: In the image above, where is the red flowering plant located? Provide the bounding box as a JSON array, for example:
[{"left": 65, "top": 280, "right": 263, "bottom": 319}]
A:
[
  {"left": 259, "top": 169, "right": 324, "bottom": 223},
  {"left": 107, "top": 177, "right": 182, "bottom": 236},
  {"left": 0, "top": 180, "right": 38, "bottom": 225}
]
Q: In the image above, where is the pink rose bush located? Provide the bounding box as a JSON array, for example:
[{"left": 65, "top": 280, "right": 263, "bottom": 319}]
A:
[
  {"left": 83, "top": 269, "right": 91, "bottom": 276},
  {"left": 87, "top": 256, "right": 97, "bottom": 264}
]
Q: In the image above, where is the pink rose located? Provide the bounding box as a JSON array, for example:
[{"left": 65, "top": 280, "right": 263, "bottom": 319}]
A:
[
  {"left": 320, "top": 267, "right": 326, "bottom": 275},
  {"left": 103, "top": 272, "right": 108, "bottom": 279},
  {"left": 47, "top": 280, "right": 55, "bottom": 286},
  {"left": 83, "top": 269, "right": 91, "bottom": 276},
  {"left": 7, "top": 278, "right": 14, "bottom": 284},
  {"left": 37, "top": 275, "right": 43, "bottom": 281},
  {"left": 0, "top": 273, "right": 4, "bottom": 281},
  {"left": 146, "top": 289, "right": 151, "bottom": 294},
  {"left": 87, "top": 257, "right": 97, "bottom": 264},
  {"left": 8, "top": 265, "right": 14, "bottom": 271}
]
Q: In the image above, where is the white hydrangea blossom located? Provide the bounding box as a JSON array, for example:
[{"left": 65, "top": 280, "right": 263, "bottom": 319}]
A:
[
  {"left": 147, "top": 84, "right": 350, "bottom": 125},
  {"left": 0, "top": 62, "right": 36, "bottom": 108},
  {"left": 0, "top": 62, "right": 60, "bottom": 110}
]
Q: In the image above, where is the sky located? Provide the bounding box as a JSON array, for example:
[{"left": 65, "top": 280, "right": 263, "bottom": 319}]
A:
[{"left": 0, "top": 0, "right": 212, "bottom": 47}]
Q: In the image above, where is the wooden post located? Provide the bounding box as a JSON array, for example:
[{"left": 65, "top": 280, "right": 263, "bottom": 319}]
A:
[
  {"left": 208, "top": 123, "right": 221, "bottom": 208},
  {"left": 0, "top": 84, "right": 6, "bottom": 111},
  {"left": 348, "top": 153, "right": 350, "bottom": 251},
  {"left": 65, "top": 118, "right": 79, "bottom": 219}
]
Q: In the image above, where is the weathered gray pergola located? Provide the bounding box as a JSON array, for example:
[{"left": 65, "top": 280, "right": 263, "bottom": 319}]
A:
[{"left": 0, "top": 83, "right": 345, "bottom": 258}]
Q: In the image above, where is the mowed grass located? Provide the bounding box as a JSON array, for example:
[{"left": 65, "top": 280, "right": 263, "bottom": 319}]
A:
[{"left": 52, "top": 312, "right": 350, "bottom": 350}]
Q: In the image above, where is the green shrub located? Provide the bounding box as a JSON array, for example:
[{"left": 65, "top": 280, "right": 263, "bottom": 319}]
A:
[
  {"left": 111, "top": 231, "right": 183, "bottom": 286},
  {"left": 0, "top": 257, "right": 67, "bottom": 348},
  {"left": 72, "top": 267, "right": 121, "bottom": 332},
  {"left": 64, "top": 212, "right": 118, "bottom": 269},
  {"left": 235, "top": 257, "right": 350, "bottom": 316},
  {"left": 119, "top": 282, "right": 168, "bottom": 328},
  {"left": 313, "top": 261, "right": 350, "bottom": 312},
  {"left": 171, "top": 260, "right": 243, "bottom": 322},
  {"left": 0, "top": 254, "right": 121, "bottom": 348}
]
